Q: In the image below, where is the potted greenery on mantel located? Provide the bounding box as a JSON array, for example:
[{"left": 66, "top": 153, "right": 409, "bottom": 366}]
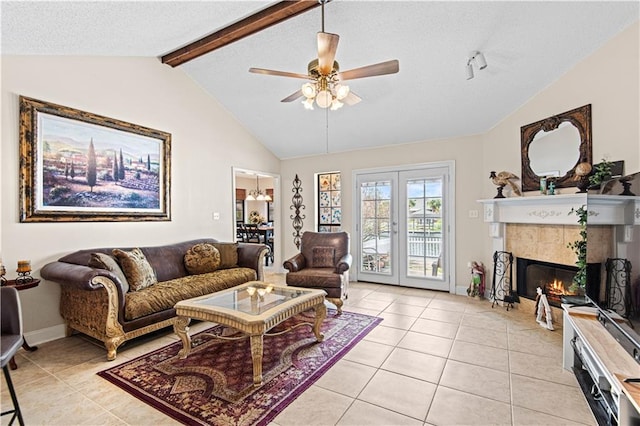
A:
[
  {"left": 567, "top": 205, "right": 588, "bottom": 293},
  {"left": 588, "top": 158, "right": 614, "bottom": 189}
]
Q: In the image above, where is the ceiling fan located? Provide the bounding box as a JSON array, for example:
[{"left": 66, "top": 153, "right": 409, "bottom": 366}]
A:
[{"left": 249, "top": 0, "right": 399, "bottom": 110}]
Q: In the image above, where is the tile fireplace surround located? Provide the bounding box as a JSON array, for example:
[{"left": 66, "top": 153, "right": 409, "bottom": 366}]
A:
[{"left": 478, "top": 194, "right": 640, "bottom": 323}]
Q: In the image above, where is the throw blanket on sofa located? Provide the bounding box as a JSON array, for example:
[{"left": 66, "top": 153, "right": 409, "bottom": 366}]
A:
[{"left": 125, "top": 268, "right": 256, "bottom": 320}]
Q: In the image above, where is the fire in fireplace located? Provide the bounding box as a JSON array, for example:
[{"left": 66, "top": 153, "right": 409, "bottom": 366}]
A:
[
  {"left": 547, "top": 278, "right": 571, "bottom": 300},
  {"left": 516, "top": 258, "right": 600, "bottom": 308}
]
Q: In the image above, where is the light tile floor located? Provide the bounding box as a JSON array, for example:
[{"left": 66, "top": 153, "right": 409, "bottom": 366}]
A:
[{"left": 1, "top": 275, "right": 595, "bottom": 425}]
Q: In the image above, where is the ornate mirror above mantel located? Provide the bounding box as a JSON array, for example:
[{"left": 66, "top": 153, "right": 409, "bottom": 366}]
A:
[{"left": 521, "top": 104, "right": 592, "bottom": 192}]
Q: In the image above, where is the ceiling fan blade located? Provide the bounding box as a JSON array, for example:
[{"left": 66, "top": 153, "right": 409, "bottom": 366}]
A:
[
  {"left": 337, "top": 59, "right": 399, "bottom": 81},
  {"left": 343, "top": 91, "right": 362, "bottom": 106},
  {"left": 317, "top": 32, "right": 339, "bottom": 75},
  {"left": 249, "top": 67, "right": 312, "bottom": 80},
  {"left": 281, "top": 90, "right": 303, "bottom": 103}
]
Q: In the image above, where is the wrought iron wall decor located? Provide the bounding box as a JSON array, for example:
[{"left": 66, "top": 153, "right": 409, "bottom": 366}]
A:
[
  {"left": 491, "top": 251, "right": 517, "bottom": 310},
  {"left": 605, "top": 258, "right": 632, "bottom": 318},
  {"left": 290, "top": 174, "right": 306, "bottom": 249}
]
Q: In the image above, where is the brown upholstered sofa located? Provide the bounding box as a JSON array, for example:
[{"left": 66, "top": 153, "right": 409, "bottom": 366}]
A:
[{"left": 41, "top": 238, "right": 267, "bottom": 360}]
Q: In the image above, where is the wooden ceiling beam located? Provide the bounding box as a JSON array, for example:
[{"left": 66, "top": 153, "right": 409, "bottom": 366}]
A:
[{"left": 161, "top": 0, "right": 321, "bottom": 67}]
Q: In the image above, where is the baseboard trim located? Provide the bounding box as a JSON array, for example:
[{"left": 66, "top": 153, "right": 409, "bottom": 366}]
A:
[
  {"left": 24, "top": 324, "right": 66, "bottom": 346},
  {"left": 455, "top": 285, "right": 469, "bottom": 296}
]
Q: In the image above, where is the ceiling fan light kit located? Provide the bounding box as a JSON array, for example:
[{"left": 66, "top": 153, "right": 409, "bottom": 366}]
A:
[
  {"left": 315, "top": 89, "right": 333, "bottom": 108},
  {"left": 466, "top": 51, "right": 488, "bottom": 80},
  {"left": 249, "top": 0, "right": 399, "bottom": 110},
  {"left": 300, "top": 65, "right": 350, "bottom": 110},
  {"left": 329, "top": 99, "right": 344, "bottom": 111},
  {"left": 335, "top": 84, "right": 350, "bottom": 99},
  {"left": 301, "top": 82, "right": 316, "bottom": 98},
  {"left": 302, "top": 97, "right": 315, "bottom": 110}
]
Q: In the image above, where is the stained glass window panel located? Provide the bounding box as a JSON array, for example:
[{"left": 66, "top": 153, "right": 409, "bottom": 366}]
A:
[{"left": 317, "top": 172, "right": 341, "bottom": 232}]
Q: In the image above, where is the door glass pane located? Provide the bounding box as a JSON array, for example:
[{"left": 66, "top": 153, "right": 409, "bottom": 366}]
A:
[
  {"left": 362, "top": 201, "right": 376, "bottom": 218},
  {"left": 406, "top": 178, "right": 443, "bottom": 278},
  {"left": 360, "top": 181, "right": 392, "bottom": 274},
  {"left": 362, "top": 185, "right": 376, "bottom": 200}
]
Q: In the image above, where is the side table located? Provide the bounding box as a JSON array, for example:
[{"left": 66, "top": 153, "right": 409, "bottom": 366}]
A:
[{"left": 1, "top": 279, "right": 40, "bottom": 370}]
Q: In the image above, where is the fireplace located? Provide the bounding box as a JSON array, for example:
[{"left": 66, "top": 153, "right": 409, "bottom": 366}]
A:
[{"left": 516, "top": 258, "right": 601, "bottom": 308}]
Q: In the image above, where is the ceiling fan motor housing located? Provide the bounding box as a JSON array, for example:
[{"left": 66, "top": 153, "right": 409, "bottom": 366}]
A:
[{"left": 308, "top": 59, "right": 339, "bottom": 78}]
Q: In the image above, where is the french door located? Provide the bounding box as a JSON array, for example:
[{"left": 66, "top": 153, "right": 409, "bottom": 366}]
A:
[{"left": 355, "top": 163, "right": 453, "bottom": 291}]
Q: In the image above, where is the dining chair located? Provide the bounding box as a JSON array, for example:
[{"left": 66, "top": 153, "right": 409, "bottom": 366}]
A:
[
  {"left": 236, "top": 222, "right": 245, "bottom": 241},
  {"left": 1, "top": 287, "right": 25, "bottom": 425},
  {"left": 265, "top": 230, "right": 275, "bottom": 266},
  {"left": 244, "top": 224, "right": 263, "bottom": 244}
]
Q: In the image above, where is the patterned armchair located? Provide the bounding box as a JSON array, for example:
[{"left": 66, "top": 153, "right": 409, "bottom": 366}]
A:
[{"left": 283, "top": 231, "right": 352, "bottom": 314}]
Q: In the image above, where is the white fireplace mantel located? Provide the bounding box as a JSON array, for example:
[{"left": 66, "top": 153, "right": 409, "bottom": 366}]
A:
[
  {"left": 478, "top": 194, "right": 640, "bottom": 226},
  {"left": 475, "top": 193, "right": 640, "bottom": 295}
]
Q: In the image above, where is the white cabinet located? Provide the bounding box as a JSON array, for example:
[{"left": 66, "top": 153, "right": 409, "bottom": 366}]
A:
[{"left": 563, "top": 305, "right": 640, "bottom": 425}]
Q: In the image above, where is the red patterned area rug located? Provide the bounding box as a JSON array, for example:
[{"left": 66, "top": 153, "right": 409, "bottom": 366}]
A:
[{"left": 98, "top": 310, "right": 381, "bottom": 426}]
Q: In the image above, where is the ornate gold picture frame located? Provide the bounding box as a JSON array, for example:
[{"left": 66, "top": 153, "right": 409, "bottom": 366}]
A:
[{"left": 19, "top": 96, "right": 171, "bottom": 222}]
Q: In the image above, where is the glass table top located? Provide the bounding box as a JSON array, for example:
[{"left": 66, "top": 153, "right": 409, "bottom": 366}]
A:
[{"left": 191, "top": 282, "right": 314, "bottom": 315}]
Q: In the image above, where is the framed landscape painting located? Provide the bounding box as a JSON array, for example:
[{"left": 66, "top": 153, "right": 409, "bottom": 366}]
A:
[{"left": 19, "top": 96, "right": 171, "bottom": 222}]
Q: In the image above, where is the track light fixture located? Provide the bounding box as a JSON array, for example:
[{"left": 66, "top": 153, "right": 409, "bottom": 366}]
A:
[
  {"left": 466, "top": 62, "right": 474, "bottom": 80},
  {"left": 466, "top": 51, "right": 488, "bottom": 80}
]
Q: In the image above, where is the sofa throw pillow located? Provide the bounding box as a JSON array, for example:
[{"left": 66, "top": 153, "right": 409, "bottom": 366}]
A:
[
  {"left": 312, "top": 246, "right": 335, "bottom": 268},
  {"left": 211, "top": 242, "right": 239, "bottom": 269},
  {"left": 112, "top": 248, "right": 157, "bottom": 291},
  {"left": 88, "top": 253, "right": 130, "bottom": 293},
  {"left": 184, "top": 243, "right": 221, "bottom": 275}
]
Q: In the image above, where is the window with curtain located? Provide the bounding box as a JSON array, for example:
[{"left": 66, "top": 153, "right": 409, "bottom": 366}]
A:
[{"left": 317, "top": 172, "right": 341, "bottom": 232}]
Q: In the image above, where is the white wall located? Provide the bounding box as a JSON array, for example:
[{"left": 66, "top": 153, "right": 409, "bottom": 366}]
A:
[
  {"left": 482, "top": 22, "right": 639, "bottom": 197},
  {"left": 480, "top": 21, "right": 639, "bottom": 271},
  {"left": 279, "top": 21, "right": 639, "bottom": 293},
  {"left": 1, "top": 56, "right": 280, "bottom": 339},
  {"left": 2, "top": 20, "right": 637, "bottom": 340},
  {"left": 280, "top": 134, "right": 486, "bottom": 290}
]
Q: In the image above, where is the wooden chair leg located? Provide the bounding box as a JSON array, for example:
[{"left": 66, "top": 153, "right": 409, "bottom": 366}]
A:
[{"left": 326, "top": 297, "right": 343, "bottom": 315}]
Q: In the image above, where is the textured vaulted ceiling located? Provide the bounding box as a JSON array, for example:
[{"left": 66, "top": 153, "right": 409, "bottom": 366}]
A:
[{"left": 2, "top": 1, "right": 638, "bottom": 159}]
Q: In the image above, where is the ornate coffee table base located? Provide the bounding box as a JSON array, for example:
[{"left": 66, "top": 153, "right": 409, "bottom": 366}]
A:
[{"left": 174, "top": 292, "right": 327, "bottom": 387}]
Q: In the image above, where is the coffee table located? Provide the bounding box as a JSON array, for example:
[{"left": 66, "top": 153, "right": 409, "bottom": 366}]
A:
[{"left": 173, "top": 281, "right": 327, "bottom": 387}]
